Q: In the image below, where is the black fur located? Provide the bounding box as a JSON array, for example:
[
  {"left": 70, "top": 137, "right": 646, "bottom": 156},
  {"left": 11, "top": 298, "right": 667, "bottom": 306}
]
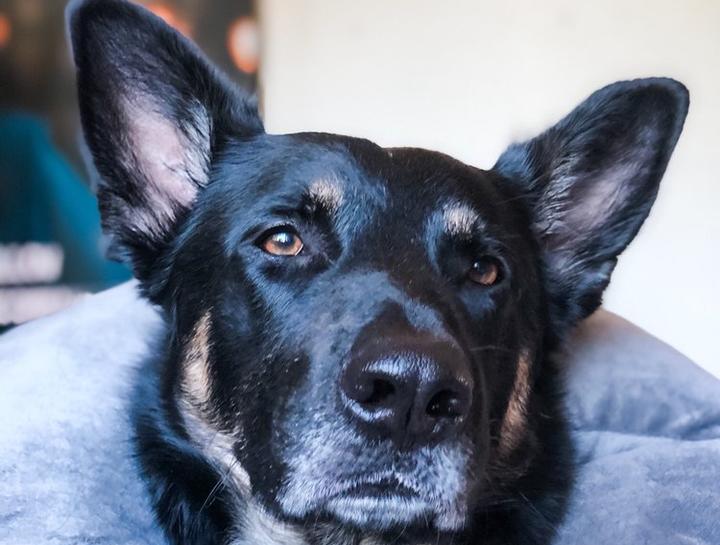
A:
[{"left": 67, "top": 1, "right": 689, "bottom": 544}]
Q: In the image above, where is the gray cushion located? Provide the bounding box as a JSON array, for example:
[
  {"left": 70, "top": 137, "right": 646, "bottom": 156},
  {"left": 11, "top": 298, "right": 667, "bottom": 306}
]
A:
[
  {"left": 0, "top": 282, "right": 718, "bottom": 544},
  {"left": 557, "top": 311, "right": 720, "bottom": 544}
]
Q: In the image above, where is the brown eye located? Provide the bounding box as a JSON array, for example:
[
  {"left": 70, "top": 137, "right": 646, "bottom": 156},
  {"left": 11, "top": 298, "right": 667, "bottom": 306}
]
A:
[
  {"left": 468, "top": 257, "right": 501, "bottom": 286},
  {"left": 261, "top": 230, "right": 304, "bottom": 256}
]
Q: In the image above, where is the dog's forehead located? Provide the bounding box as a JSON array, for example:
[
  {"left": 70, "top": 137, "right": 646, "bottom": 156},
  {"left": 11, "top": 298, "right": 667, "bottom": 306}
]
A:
[
  {"left": 213, "top": 132, "right": 497, "bottom": 229},
  {"left": 376, "top": 146, "right": 498, "bottom": 223},
  {"left": 342, "top": 138, "right": 494, "bottom": 203}
]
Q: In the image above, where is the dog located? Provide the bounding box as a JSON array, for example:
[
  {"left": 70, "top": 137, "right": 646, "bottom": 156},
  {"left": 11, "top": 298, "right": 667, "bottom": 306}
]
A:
[{"left": 66, "top": 1, "right": 688, "bottom": 544}]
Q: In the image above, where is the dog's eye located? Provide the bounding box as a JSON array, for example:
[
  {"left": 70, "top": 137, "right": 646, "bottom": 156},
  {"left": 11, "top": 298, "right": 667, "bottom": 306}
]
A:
[
  {"left": 468, "top": 257, "right": 501, "bottom": 286},
  {"left": 260, "top": 230, "right": 304, "bottom": 256}
]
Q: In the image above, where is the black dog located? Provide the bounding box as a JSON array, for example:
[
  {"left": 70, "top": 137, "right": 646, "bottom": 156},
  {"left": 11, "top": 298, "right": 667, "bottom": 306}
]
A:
[{"left": 67, "top": 1, "right": 688, "bottom": 544}]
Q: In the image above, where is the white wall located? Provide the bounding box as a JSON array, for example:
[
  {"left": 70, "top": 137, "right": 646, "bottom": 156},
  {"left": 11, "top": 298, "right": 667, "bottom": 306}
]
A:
[{"left": 258, "top": 0, "right": 720, "bottom": 375}]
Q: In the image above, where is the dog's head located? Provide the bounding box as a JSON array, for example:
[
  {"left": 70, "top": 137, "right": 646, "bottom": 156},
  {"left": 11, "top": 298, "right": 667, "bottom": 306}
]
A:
[{"left": 69, "top": 0, "right": 688, "bottom": 539}]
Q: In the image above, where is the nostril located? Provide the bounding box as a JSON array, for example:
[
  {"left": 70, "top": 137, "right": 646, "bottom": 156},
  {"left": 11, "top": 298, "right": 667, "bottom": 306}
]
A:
[
  {"left": 426, "top": 389, "right": 466, "bottom": 419},
  {"left": 362, "top": 378, "right": 395, "bottom": 406},
  {"left": 341, "top": 348, "right": 474, "bottom": 445}
]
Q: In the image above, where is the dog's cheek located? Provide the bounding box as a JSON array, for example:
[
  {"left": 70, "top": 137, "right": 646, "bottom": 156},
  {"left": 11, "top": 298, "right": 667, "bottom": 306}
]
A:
[
  {"left": 497, "top": 349, "right": 532, "bottom": 456},
  {"left": 180, "top": 312, "right": 213, "bottom": 408},
  {"left": 487, "top": 349, "right": 541, "bottom": 478},
  {"left": 177, "top": 311, "right": 252, "bottom": 495},
  {"left": 234, "top": 500, "right": 308, "bottom": 545},
  {"left": 176, "top": 312, "right": 310, "bottom": 539}
]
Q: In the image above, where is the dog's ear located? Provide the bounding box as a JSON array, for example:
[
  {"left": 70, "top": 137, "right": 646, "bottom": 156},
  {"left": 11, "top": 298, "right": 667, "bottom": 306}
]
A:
[
  {"left": 66, "top": 0, "right": 263, "bottom": 279},
  {"left": 493, "top": 78, "right": 688, "bottom": 334}
]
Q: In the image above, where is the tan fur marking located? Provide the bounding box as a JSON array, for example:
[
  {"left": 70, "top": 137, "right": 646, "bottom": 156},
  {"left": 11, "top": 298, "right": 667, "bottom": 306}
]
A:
[
  {"left": 443, "top": 203, "right": 478, "bottom": 236},
  {"left": 498, "top": 350, "right": 532, "bottom": 454},
  {"left": 178, "top": 312, "right": 251, "bottom": 494},
  {"left": 308, "top": 178, "right": 343, "bottom": 211},
  {"left": 181, "top": 312, "right": 212, "bottom": 407}
]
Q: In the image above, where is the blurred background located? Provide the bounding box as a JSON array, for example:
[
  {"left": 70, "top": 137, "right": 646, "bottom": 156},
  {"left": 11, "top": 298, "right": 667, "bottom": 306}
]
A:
[
  {"left": 0, "top": 0, "right": 257, "bottom": 329},
  {"left": 0, "top": 1, "right": 718, "bottom": 376}
]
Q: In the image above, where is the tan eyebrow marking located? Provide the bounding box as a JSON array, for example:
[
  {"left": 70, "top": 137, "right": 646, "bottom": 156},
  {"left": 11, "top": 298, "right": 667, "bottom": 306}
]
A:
[
  {"left": 498, "top": 349, "right": 532, "bottom": 455},
  {"left": 443, "top": 203, "right": 479, "bottom": 236},
  {"left": 308, "top": 177, "right": 344, "bottom": 212}
]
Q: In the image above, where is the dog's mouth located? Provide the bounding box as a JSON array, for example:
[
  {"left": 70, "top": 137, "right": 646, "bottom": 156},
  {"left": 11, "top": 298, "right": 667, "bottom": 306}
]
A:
[
  {"left": 322, "top": 475, "right": 434, "bottom": 531},
  {"left": 279, "top": 472, "right": 465, "bottom": 533},
  {"left": 277, "top": 424, "right": 475, "bottom": 533},
  {"left": 341, "top": 476, "right": 416, "bottom": 499}
]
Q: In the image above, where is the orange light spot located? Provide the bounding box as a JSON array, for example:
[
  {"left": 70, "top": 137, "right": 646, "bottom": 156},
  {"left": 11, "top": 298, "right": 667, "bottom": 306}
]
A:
[
  {"left": 227, "top": 17, "right": 259, "bottom": 74},
  {"left": 145, "top": 3, "right": 191, "bottom": 37},
  {"left": 0, "top": 13, "right": 12, "bottom": 48}
]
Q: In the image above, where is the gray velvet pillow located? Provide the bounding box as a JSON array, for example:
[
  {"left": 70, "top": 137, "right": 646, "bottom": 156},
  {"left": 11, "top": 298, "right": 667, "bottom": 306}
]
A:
[{"left": 0, "top": 282, "right": 718, "bottom": 544}]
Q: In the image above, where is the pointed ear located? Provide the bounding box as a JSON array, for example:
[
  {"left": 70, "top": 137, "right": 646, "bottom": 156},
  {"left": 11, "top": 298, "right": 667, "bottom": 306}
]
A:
[
  {"left": 66, "top": 0, "right": 263, "bottom": 278},
  {"left": 493, "top": 78, "right": 688, "bottom": 334}
]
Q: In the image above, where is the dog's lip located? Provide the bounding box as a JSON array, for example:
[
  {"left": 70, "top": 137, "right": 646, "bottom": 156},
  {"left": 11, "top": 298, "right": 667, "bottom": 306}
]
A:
[{"left": 332, "top": 476, "right": 418, "bottom": 500}]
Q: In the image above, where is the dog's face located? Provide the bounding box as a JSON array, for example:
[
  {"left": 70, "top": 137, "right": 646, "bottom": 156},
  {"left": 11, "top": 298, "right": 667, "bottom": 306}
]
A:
[
  {"left": 179, "top": 138, "right": 542, "bottom": 532},
  {"left": 68, "top": 0, "right": 688, "bottom": 541}
]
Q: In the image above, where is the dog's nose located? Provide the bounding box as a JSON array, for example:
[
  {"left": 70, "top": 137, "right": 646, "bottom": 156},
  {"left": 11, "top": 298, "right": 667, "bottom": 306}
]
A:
[{"left": 340, "top": 348, "right": 473, "bottom": 447}]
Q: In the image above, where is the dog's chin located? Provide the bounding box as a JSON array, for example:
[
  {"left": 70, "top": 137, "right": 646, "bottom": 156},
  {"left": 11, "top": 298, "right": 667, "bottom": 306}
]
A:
[
  {"left": 277, "top": 443, "right": 475, "bottom": 534},
  {"left": 305, "top": 484, "right": 468, "bottom": 534},
  {"left": 277, "top": 481, "right": 468, "bottom": 534},
  {"left": 324, "top": 494, "right": 451, "bottom": 532}
]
